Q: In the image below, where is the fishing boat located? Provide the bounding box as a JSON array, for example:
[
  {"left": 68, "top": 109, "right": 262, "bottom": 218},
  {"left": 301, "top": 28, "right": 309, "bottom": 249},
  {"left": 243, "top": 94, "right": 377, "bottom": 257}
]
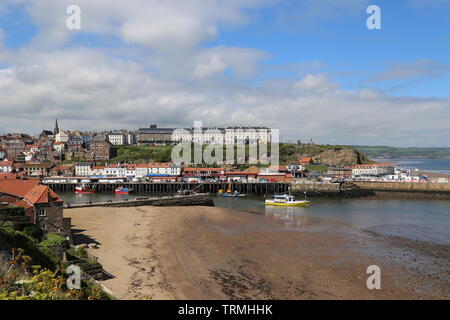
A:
[
  {"left": 115, "top": 186, "right": 133, "bottom": 194},
  {"left": 265, "top": 194, "right": 309, "bottom": 207},
  {"left": 75, "top": 184, "right": 96, "bottom": 194},
  {"left": 217, "top": 190, "right": 246, "bottom": 198},
  {"left": 222, "top": 191, "right": 246, "bottom": 198}
]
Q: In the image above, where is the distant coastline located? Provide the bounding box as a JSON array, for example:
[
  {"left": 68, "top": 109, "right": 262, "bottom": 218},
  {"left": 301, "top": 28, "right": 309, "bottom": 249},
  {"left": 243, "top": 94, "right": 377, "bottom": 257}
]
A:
[
  {"left": 353, "top": 146, "right": 450, "bottom": 160},
  {"left": 372, "top": 157, "right": 450, "bottom": 176}
]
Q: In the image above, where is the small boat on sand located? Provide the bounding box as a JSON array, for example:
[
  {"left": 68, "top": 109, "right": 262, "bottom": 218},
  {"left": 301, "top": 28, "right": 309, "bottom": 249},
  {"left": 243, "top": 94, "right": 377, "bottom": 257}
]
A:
[{"left": 265, "top": 194, "right": 309, "bottom": 207}]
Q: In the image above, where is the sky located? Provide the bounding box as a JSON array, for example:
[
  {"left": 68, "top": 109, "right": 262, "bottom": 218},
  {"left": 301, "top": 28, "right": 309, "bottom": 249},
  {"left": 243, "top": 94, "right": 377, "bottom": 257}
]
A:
[{"left": 0, "top": 0, "right": 449, "bottom": 147}]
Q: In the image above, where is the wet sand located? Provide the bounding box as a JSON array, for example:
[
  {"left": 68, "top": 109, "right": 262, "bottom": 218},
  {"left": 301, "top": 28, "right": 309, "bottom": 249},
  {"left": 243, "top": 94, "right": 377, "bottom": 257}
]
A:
[{"left": 65, "top": 206, "right": 446, "bottom": 300}]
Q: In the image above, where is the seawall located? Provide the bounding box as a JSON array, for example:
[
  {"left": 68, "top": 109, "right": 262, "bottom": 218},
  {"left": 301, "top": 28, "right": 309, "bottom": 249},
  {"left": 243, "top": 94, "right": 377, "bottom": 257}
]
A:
[
  {"left": 353, "top": 181, "right": 450, "bottom": 199},
  {"left": 291, "top": 182, "right": 450, "bottom": 199},
  {"left": 64, "top": 194, "right": 215, "bottom": 209}
]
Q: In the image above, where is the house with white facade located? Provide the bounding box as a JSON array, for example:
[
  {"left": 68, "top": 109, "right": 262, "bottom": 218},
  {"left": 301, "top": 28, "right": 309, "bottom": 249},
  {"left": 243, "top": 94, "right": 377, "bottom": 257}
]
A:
[
  {"left": 352, "top": 163, "right": 395, "bottom": 179},
  {"left": 0, "top": 161, "right": 13, "bottom": 172},
  {"left": 75, "top": 162, "right": 93, "bottom": 176},
  {"left": 135, "top": 163, "right": 181, "bottom": 178},
  {"left": 104, "top": 164, "right": 127, "bottom": 177},
  {"left": 172, "top": 126, "right": 272, "bottom": 145},
  {"left": 108, "top": 133, "right": 127, "bottom": 146},
  {"left": 91, "top": 166, "right": 105, "bottom": 176}
]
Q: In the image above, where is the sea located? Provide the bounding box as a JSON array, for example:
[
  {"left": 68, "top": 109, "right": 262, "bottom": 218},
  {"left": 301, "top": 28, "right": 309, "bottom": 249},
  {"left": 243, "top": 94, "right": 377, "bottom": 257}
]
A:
[{"left": 374, "top": 158, "right": 450, "bottom": 175}]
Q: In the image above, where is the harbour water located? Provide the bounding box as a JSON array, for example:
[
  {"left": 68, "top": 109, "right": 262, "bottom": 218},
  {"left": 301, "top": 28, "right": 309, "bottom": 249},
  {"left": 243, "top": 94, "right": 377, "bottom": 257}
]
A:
[{"left": 376, "top": 158, "right": 450, "bottom": 175}]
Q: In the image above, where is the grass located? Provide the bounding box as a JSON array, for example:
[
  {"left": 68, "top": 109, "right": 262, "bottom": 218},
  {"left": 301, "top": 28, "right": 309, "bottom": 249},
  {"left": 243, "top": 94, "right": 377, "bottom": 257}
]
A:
[
  {"left": 305, "top": 165, "right": 330, "bottom": 174},
  {"left": 61, "top": 143, "right": 371, "bottom": 166}
]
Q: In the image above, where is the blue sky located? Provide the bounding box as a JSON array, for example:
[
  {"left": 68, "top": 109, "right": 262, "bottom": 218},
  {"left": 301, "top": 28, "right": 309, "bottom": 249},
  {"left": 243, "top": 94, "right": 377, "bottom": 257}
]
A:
[{"left": 0, "top": 0, "right": 449, "bottom": 146}]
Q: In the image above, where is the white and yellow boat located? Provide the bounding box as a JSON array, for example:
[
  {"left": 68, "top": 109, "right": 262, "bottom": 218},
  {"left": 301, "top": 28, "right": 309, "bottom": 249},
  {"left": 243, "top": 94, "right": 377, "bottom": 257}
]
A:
[{"left": 265, "top": 194, "right": 310, "bottom": 207}]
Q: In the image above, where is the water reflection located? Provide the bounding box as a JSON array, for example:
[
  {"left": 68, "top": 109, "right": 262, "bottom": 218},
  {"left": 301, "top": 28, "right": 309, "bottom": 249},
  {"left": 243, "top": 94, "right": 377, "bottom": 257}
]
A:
[{"left": 265, "top": 206, "right": 310, "bottom": 228}]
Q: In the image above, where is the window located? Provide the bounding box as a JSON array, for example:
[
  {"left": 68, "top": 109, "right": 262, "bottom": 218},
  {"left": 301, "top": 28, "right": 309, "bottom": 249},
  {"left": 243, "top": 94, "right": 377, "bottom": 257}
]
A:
[{"left": 37, "top": 208, "right": 46, "bottom": 217}]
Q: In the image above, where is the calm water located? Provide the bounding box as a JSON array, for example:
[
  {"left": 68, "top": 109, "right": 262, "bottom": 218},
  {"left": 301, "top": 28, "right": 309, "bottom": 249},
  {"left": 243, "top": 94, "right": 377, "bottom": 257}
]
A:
[
  {"left": 60, "top": 191, "right": 450, "bottom": 245},
  {"left": 377, "top": 158, "right": 450, "bottom": 174},
  {"left": 213, "top": 197, "right": 450, "bottom": 245}
]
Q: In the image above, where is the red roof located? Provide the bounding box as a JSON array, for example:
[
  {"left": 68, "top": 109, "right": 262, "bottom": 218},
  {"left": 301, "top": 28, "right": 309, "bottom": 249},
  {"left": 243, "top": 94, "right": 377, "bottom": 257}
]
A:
[
  {"left": 184, "top": 168, "right": 224, "bottom": 172},
  {"left": 0, "top": 173, "right": 17, "bottom": 180},
  {"left": 0, "top": 180, "right": 63, "bottom": 205},
  {"left": 225, "top": 172, "right": 258, "bottom": 176},
  {"left": 0, "top": 161, "right": 13, "bottom": 166},
  {"left": 136, "top": 163, "right": 172, "bottom": 168}
]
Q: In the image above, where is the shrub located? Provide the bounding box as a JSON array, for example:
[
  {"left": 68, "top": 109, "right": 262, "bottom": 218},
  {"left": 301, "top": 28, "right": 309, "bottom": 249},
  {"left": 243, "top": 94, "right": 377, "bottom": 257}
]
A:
[
  {"left": 22, "top": 226, "right": 44, "bottom": 241},
  {"left": 39, "top": 233, "right": 69, "bottom": 248}
]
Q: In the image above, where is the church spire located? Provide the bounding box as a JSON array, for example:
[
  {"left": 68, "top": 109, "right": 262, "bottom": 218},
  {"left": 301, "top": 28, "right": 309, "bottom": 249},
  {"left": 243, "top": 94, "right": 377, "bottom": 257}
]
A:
[{"left": 54, "top": 119, "right": 60, "bottom": 135}]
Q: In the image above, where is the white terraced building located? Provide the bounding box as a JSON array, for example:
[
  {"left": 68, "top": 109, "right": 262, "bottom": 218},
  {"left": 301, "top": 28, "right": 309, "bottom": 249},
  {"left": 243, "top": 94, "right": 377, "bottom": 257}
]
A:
[
  {"left": 352, "top": 164, "right": 395, "bottom": 178},
  {"left": 172, "top": 126, "right": 272, "bottom": 145},
  {"left": 75, "top": 162, "right": 93, "bottom": 176},
  {"left": 108, "top": 133, "right": 127, "bottom": 146},
  {"left": 136, "top": 163, "right": 181, "bottom": 178}
]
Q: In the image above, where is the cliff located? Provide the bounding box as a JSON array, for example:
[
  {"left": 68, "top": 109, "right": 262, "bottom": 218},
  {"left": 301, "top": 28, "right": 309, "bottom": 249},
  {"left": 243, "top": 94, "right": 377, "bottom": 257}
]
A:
[{"left": 279, "top": 144, "right": 371, "bottom": 167}]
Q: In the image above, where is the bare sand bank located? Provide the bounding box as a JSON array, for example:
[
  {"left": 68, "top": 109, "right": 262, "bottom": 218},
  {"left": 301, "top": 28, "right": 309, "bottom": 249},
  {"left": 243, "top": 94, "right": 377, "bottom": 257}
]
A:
[{"left": 65, "top": 206, "right": 444, "bottom": 300}]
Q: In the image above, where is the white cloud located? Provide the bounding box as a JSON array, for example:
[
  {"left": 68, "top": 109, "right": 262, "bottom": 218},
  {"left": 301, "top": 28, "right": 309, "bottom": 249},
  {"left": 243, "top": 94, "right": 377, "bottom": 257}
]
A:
[
  {"left": 0, "top": 1, "right": 449, "bottom": 146},
  {"left": 4, "top": 0, "right": 275, "bottom": 50},
  {"left": 193, "top": 46, "right": 268, "bottom": 78},
  {"left": 1, "top": 48, "right": 449, "bottom": 146},
  {"left": 292, "top": 74, "right": 339, "bottom": 95}
]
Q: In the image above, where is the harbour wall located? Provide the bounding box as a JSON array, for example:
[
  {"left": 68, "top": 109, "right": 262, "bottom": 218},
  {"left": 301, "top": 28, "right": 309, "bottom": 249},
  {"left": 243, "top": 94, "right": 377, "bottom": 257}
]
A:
[
  {"left": 353, "top": 181, "right": 450, "bottom": 192},
  {"left": 291, "top": 181, "right": 450, "bottom": 199},
  {"left": 64, "top": 194, "right": 215, "bottom": 209},
  {"left": 353, "top": 181, "right": 450, "bottom": 199}
]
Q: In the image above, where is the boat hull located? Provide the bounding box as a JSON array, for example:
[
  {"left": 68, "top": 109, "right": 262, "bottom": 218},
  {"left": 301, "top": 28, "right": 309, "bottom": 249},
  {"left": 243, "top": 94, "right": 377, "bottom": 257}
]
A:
[
  {"left": 75, "top": 189, "right": 96, "bottom": 194},
  {"left": 265, "top": 200, "right": 310, "bottom": 207},
  {"left": 115, "top": 188, "right": 132, "bottom": 194}
]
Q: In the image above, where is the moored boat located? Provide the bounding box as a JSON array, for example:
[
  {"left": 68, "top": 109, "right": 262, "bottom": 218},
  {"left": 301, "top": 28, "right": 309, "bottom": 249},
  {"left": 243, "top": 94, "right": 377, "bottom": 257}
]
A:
[
  {"left": 265, "top": 194, "right": 309, "bottom": 207},
  {"left": 75, "top": 184, "right": 96, "bottom": 194},
  {"left": 115, "top": 186, "right": 133, "bottom": 194},
  {"left": 217, "top": 190, "right": 246, "bottom": 198}
]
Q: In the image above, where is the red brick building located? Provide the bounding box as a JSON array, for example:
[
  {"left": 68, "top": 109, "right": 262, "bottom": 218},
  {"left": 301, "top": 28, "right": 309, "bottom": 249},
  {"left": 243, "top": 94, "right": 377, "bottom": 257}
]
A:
[
  {"left": 89, "top": 136, "right": 117, "bottom": 162},
  {"left": 0, "top": 180, "right": 70, "bottom": 237}
]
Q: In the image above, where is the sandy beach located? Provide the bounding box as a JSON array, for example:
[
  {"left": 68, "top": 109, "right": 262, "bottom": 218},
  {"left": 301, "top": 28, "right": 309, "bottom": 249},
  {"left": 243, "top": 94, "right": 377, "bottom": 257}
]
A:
[{"left": 65, "top": 206, "right": 446, "bottom": 300}]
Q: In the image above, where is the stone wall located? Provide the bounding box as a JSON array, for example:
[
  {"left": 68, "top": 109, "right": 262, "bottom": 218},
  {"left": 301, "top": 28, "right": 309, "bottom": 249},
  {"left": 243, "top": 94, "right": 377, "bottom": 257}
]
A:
[
  {"left": 36, "top": 202, "right": 65, "bottom": 234},
  {"left": 65, "top": 194, "right": 215, "bottom": 209},
  {"left": 291, "top": 181, "right": 450, "bottom": 199},
  {"left": 354, "top": 181, "right": 450, "bottom": 192}
]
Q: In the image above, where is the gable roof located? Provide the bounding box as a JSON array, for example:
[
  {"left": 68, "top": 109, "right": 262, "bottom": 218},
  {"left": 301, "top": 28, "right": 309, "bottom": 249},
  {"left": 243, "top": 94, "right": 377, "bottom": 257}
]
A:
[{"left": 0, "top": 180, "right": 63, "bottom": 205}]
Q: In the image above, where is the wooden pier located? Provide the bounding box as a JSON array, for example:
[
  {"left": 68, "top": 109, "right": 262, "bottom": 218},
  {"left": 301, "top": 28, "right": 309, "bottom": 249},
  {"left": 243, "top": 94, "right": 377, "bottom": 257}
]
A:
[{"left": 44, "top": 182, "right": 290, "bottom": 195}]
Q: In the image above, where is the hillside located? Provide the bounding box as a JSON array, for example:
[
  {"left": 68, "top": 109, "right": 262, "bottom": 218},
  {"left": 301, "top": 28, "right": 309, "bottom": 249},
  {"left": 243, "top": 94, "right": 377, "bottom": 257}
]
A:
[
  {"left": 279, "top": 144, "right": 371, "bottom": 166},
  {"left": 353, "top": 146, "right": 450, "bottom": 159},
  {"left": 108, "top": 143, "right": 371, "bottom": 167}
]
